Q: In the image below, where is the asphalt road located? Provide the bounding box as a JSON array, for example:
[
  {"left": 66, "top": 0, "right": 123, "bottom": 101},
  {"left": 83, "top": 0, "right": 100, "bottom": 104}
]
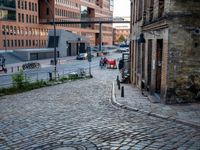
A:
[{"left": 0, "top": 52, "right": 122, "bottom": 87}]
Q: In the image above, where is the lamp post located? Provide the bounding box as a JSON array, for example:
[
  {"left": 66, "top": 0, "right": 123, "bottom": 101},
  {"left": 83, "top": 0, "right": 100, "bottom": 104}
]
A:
[{"left": 45, "top": 0, "right": 57, "bottom": 79}]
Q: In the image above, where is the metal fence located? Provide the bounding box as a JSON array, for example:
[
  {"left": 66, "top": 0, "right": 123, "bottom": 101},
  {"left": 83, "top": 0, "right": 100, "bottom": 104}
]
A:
[{"left": 0, "top": 67, "right": 89, "bottom": 88}]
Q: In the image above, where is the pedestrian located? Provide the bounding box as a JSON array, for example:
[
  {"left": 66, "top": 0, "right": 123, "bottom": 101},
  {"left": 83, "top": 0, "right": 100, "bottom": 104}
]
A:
[
  {"left": 99, "top": 57, "right": 104, "bottom": 69},
  {"left": 103, "top": 57, "right": 107, "bottom": 67}
]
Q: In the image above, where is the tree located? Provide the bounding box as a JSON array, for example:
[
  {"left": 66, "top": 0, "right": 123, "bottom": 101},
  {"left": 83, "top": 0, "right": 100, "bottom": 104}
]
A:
[{"left": 118, "top": 35, "right": 126, "bottom": 43}]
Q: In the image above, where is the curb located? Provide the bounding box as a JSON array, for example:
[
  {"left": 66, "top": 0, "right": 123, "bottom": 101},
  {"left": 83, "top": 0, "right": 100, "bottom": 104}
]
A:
[{"left": 111, "top": 81, "right": 200, "bottom": 129}]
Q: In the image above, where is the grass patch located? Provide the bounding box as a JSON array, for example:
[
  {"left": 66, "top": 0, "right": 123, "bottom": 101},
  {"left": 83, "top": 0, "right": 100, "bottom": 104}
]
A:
[{"left": 0, "top": 71, "right": 93, "bottom": 97}]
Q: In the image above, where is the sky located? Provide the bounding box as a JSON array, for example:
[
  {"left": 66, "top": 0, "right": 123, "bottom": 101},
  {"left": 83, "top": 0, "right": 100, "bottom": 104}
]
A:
[{"left": 113, "top": 0, "right": 130, "bottom": 17}]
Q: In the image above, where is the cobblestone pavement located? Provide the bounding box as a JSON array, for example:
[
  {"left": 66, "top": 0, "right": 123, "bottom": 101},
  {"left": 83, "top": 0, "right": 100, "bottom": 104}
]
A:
[
  {"left": 113, "top": 82, "right": 200, "bottom": 128},
  {"left": 0, "top": 67, "right": 200, "bottom": 150}
]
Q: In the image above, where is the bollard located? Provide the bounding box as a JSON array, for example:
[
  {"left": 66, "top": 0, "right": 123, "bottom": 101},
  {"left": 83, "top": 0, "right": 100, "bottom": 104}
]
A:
[
  {"left": 11, "top": 67, "right": 13, "bottom": 72},
  {"left": 17, "top": 66, "right": 19, "bottom": 71},
  {"left": 121, "top": 86, "right": 124, "bottom": 97}
]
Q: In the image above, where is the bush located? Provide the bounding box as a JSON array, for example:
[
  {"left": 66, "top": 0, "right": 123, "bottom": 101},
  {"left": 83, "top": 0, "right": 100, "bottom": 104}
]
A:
[{"left": 12, "top": 70, "right": 30, "bottom": 89}]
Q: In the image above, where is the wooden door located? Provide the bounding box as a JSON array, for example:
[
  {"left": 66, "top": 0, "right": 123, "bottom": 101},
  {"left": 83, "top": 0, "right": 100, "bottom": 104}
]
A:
[{"left": 155, "top": 39, "right": 163, "bottom": 94}]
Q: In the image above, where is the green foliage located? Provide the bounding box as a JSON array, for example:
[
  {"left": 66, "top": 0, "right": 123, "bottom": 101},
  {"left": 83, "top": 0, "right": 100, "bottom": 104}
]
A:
[
  {"left": 0, "top": 72, "right": 90, "bottom": 97},
  {"left": 118, "top": 35, "right": 126, "bottom": 43},
  {"left": 11, "top": 70, "right": 30, "bottom": 88}
]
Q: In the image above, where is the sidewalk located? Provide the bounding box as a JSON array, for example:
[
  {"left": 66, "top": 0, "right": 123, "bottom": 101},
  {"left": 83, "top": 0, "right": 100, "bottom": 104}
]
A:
[{"left": 111, "top": 81, "right": 200, "bottom": 128}]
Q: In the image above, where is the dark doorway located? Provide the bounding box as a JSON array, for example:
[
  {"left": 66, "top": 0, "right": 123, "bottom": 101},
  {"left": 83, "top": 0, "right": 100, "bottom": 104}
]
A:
[
  {"left": 95, "top": 33, "right": 99, "bottom": 46},
  {"left": 80, "top": 43, "right": 85, "bottom": 53},
  {"left": 67, "top": 43, "right": 71, "bottom": 56},
  {"left": 155, "top": 39, "right": 163, "bottom": 94},
  {"left": 142, "top": 43, "right": 145, "bottom": 79},
  {"left": 147, "top": 40, "right": 152, "bottom": 91}
]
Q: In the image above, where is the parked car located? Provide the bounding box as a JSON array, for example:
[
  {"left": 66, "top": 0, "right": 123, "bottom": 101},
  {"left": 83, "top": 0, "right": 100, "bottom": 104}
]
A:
[
  {"left": 76, "top": 53, "right": 88, "bottom": 60},
  {"left": 117, "top": 44, "right": 129, "bottom": 53}
]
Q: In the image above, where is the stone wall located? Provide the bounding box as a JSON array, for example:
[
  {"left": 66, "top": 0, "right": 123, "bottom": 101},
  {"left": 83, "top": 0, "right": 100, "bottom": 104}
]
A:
[{"left": 166, "top": 0, "right": 200, "bottom": 103}]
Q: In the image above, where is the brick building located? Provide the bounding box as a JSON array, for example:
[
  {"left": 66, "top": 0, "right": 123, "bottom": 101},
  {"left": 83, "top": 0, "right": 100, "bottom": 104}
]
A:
[
  {"left": 129, "top": 0, "right": 200, "bottom": 103},
  {"left": 113, "top": 25, "right": 130, "bottom": 45},
  {"left": 0, "top": 0, "right": 113, "bottom": 51}
]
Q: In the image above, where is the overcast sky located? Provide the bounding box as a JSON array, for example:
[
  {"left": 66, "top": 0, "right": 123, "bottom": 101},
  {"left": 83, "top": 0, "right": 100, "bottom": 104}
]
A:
[{"left": 113, "top": 0, "right": 130, "bottom": 17}]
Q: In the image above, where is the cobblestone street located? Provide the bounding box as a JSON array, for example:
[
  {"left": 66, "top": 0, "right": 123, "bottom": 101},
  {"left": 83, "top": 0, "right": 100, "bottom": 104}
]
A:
[{"left": 0, "top": 67, "right": 200, "bottom": 150}]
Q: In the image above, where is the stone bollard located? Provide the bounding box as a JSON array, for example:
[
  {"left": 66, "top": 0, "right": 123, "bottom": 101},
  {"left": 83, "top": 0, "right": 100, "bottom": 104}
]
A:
[{"left": 121, "top": 86, "right": 124, "bottom": 97}]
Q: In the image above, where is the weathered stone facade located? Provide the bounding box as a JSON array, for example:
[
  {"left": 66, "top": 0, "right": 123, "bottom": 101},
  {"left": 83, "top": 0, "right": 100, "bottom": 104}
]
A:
[{"left": 130, "top": 0, "right": 200, "bottom": 103}]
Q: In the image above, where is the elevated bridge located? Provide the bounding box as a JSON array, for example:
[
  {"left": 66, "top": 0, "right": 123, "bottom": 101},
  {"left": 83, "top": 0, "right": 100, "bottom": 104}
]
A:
[{"left": 40, "top": 17, "right": 130, "bottom": 25}]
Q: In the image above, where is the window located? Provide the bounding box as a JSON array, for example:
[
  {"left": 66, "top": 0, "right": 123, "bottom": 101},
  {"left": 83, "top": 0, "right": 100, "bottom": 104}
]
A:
[
  {"left": 10, "top": 26, "right": 13, "bottom": 35},
  {"left": 11, "top": 40, "right": 14, "bottom": 47},
  {"left": 18, "top": 0, "right": 20, "bottom": 9},
  {"left": 6, "top": 26, "right": 9, "bottom": 35},
  {"left": 26, "top": 40, "right": 28, "bottom": 46},
  {"left": 2, "top": 25, "right": 5, "bottom": 35},
  {"left": 15, "top": 40, "right": 17, "bottom": 46},
  {"left": 25, "top": 27, "right": 28, "bottom": 35},
  {"left": 29, "top": 40, "right": 31, "bottom": 46},
  {"left": 158, "top": 0, "right": 164, "bottom": 18},
  {"left": 21, "top": 28, "right": 24, "bottom": 35},
  {"left": 17, "top": 27, "right": 20, "bottom": 35},
  {"left": 29, "top": 15, "right": 31, "bottom": 23},
  {"left": 32, "top": 3, "right": 34, "bottom": 11},
  {"left": 35, "top": 16, "right": 37, "bottom": 24},
  {"left": 149, "top": 0, "right": 154, "bottom": 21},
  {"left": 25, "top": 1, "right": 27, "bottom": 10},
  {"left": 26, "top": 14, "right": 28, "bottom": 23},
  {"left": 35, "top": 3, "right": 37, "bottom": 12},
  {"left": 21, "top": 0, "right": 24, "bottom": 9},
  {"left": 22, "top": 14, "right": 24, "bottom": 22},
  {"left": 29, "top": 2, "right": 31, "bottom": 11},
  {"left": 21, "top": 40, "right": 24, "bottom": 47},
  {"left": 3, "top": 40, "right": 6, "bottom": 47},
  {"left": 18, "top": 40, "right": 20, "bottom": 47},
  {"left": 14, "top": 26, "right": 16, "bottom": 35},
  {"left": 32, "top": 15, "right": 34, "bottom": 24},
  {"left": 18, "top": 13, "right": 21, "bottom": 22}
]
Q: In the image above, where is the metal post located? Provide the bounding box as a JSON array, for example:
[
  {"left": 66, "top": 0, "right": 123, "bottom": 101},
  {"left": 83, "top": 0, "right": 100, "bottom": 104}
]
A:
[
  {"left": 121, "top": 86, "right": 124, "bottom": 97},
  {"left": 89, "top": 61, "right": 91, "bottom": 77},
  {"left": 45, "top": 0, "right": 57, "bottom": 80},
  {"left": 4, "top": 28, "right": 7, "bottom": 52},
  {"left": 99, "top": 22, "right": 102, "bottom": 52},
  {"left": 53, "top": 18, "right": 57, "bottom": 79}
]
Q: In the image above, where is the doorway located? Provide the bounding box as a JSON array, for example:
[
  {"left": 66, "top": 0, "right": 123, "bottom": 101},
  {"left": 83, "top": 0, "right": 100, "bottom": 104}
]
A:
[
  {"left": 147, "top": 39, "right": 152, "bottom": 91},
  {"left": 67, "top": 43, "right": 71, "bottom": 56},
  {"left": 155, "top": 39, "right": 163, "bottom": 94}
]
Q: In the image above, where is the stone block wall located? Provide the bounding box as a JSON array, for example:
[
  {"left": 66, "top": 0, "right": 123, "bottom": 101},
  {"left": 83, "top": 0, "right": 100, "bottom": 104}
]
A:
[{"left": 166, "top": 0, "right": 200, "bottom": 103}]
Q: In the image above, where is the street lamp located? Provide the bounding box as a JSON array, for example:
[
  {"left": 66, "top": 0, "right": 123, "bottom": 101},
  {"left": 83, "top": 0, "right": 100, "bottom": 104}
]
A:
[{"left": 45, "top": 0, "right": 57, "bottom": 79}]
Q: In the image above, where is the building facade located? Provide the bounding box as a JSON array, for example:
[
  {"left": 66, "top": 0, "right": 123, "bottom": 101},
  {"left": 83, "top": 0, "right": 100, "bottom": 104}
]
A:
[
  {"left": 0, "top": 0, "right": 113, "bottom": 51},
  {"left": 113, "top": 26, "right": 130, "bottom": 45},
  {"left": 130, "top": 0, "right": 200, "bottom": 103}
]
